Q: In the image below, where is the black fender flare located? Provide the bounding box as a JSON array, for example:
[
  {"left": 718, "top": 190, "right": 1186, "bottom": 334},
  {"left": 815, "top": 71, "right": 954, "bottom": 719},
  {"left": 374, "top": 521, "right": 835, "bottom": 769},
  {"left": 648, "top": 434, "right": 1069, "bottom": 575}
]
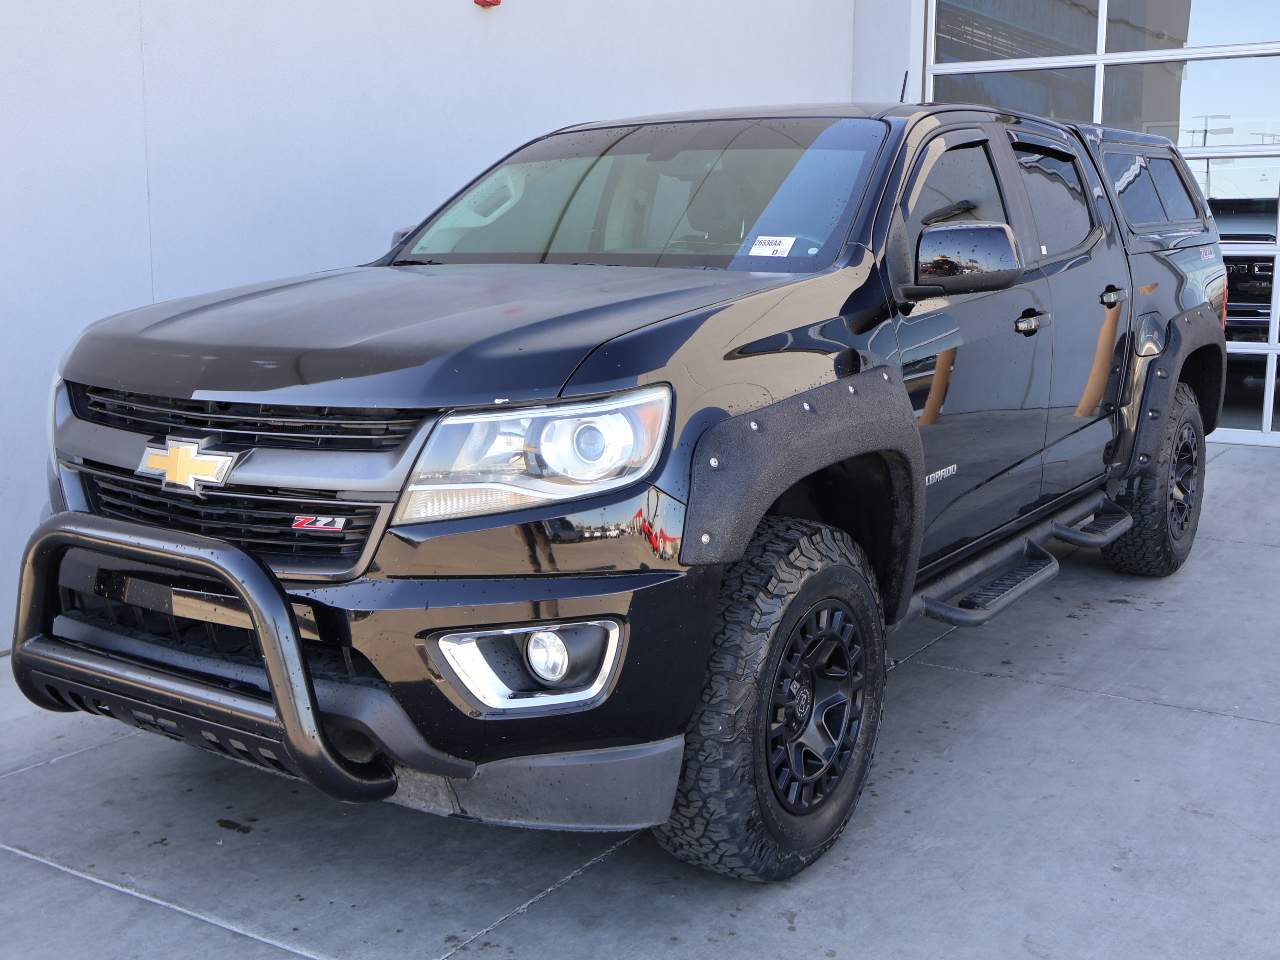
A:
[
  {"left": 1117, "top": 310, "right": 1225, "bottom": 478},
  {"left": 679, "top": 366, "right": 925, "bottom": 624}
]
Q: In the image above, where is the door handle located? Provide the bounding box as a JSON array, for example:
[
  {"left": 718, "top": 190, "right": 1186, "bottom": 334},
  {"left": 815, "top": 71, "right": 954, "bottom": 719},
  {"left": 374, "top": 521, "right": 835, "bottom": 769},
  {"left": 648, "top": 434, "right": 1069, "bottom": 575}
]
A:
[
  {"left": 1101, "top": 287, "right": 1128, "bottom": 307},
  {"left": 1014, "top": 311, "right": 1046, "bottom": 336}
]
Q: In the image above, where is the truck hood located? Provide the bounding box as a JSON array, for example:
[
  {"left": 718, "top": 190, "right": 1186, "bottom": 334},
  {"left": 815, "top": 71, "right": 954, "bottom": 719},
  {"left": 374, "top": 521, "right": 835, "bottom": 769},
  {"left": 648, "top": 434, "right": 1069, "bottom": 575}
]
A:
[{"left": 63, "top": 264, "right": 797, "bottom": 408}]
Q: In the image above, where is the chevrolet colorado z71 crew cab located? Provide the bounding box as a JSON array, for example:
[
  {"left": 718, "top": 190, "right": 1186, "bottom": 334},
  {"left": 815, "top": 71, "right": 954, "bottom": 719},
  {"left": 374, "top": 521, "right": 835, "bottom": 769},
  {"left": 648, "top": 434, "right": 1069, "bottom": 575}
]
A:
[{"left": 15, "top": 103, "right": 1225, "bottom": 881}]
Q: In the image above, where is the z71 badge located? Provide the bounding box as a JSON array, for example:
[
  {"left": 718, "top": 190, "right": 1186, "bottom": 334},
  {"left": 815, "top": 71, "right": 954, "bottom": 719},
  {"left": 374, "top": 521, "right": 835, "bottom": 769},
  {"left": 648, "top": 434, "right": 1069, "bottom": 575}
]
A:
[{"left": 291, "top": 515, "right": 349, "bottom": 532}]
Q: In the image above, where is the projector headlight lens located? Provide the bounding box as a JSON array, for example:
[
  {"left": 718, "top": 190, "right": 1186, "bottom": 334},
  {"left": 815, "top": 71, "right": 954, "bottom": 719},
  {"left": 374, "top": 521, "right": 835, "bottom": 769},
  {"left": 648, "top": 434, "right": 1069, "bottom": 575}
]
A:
[{"left": 393, "top": 385, "right": 670, "bottom": 524}]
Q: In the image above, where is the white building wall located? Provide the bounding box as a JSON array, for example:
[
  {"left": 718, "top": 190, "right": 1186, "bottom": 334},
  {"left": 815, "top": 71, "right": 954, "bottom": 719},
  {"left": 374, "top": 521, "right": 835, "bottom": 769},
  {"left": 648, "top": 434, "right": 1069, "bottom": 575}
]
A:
[
  {"left": 0, "top": 0, "right": 920, "bottom": 627},
  {"left": 853, "top": 0, "right": 927, "bottom": 103}
]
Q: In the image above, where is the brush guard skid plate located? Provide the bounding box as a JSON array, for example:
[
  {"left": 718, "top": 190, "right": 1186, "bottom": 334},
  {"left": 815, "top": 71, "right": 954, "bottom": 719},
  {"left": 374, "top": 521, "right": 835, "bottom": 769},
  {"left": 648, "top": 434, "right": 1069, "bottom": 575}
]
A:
[{"left": 11, "top": 512, "right": 421, "bottom": 802}]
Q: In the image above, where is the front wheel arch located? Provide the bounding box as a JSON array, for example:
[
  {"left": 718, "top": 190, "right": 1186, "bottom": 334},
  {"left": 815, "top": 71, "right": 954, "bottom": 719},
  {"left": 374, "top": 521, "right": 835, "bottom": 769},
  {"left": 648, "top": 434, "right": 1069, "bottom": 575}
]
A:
[{"left": 679, "top": 367, "right": 924, "bottom": 624}]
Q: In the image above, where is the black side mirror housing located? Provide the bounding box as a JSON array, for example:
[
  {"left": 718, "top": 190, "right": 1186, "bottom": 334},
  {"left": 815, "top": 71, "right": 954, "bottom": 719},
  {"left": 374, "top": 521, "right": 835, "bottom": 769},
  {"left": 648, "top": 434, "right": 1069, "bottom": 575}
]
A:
[{"left": 911, "top": 222, "right": 1023, "bottom": 298}]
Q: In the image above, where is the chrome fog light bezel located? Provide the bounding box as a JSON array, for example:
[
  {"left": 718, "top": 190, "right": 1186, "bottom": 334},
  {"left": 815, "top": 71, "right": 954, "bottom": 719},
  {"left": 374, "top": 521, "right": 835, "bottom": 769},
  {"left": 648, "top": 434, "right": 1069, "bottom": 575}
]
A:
[{"left": 430, "top": 620, "right": 623, "bottom": 716}]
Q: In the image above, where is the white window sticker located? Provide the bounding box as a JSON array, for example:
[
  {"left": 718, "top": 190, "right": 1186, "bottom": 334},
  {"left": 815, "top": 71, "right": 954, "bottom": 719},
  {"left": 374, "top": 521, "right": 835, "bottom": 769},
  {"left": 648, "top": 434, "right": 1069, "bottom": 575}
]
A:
[{"left": 748, "top": 235, "right": 796, "bottom": 257}]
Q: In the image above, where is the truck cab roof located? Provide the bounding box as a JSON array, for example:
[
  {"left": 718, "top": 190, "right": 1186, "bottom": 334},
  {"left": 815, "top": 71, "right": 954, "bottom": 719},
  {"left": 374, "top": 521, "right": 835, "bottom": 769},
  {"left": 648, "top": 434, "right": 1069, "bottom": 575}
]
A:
[{"left": 565, "top": 102, "right": 1177, "bottom": 153}]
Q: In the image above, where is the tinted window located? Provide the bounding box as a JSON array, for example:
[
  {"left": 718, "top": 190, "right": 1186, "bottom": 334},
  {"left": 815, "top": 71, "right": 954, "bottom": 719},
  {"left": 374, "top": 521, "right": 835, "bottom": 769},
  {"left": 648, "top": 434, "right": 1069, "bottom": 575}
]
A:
[
  {"left": 911, "top": 143, "right": 1008, "bottom": 229},
  {"left": 891, "top": 140, "right": 1008, "bottom": 282},
  {"left": 404, "top": 118, "right": 886, "bottom": 271},
  {"left": 1014, "top": 145, "right": 1092, "bottom": 255},
  {"left": 1148, "top": 157, "right": 1198, "bottom": 221},
  {"left": 1104, "top": 152, "right": 1167, "bottom": 225}
]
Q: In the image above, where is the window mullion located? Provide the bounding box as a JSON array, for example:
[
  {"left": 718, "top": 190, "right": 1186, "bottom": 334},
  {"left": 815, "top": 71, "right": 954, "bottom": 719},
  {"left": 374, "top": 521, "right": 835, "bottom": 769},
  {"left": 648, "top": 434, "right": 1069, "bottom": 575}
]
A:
[
  {"left": 1093, "top": 64, "right": 1104, "bottom": 123},
  {"left": 1272, "top": 240, "right": 1280, "bottom": 348},
  {"left": 1264, "top": 354, "right": 1277, "bottom": 433},
  {"left": 1095, "top": 0, "right": 1108, "bottom": 123}
]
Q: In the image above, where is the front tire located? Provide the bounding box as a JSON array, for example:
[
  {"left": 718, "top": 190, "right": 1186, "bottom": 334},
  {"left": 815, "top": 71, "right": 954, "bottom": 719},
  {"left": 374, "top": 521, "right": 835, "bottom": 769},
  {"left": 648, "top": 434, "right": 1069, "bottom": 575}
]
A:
[
  {"left": 653, "top": 518, "right": 886, "bottom": 881},
  {"left": 1103, "top": 381, "right": 1206, "bottom": 576}
]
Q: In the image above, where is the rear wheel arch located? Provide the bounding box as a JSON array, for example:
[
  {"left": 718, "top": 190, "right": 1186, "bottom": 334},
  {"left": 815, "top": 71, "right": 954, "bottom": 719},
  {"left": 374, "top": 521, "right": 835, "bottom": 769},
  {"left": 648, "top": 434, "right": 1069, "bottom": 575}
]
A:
[{"left": 1177, "top": 342, "right": 1225, "bottom": 435}]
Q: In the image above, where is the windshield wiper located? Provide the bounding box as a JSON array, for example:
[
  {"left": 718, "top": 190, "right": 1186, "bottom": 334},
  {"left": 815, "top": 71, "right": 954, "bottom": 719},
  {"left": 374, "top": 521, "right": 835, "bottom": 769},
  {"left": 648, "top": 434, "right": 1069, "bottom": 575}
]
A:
[{"left": 391, "top": 257, "right": 445, "bottom": 266}]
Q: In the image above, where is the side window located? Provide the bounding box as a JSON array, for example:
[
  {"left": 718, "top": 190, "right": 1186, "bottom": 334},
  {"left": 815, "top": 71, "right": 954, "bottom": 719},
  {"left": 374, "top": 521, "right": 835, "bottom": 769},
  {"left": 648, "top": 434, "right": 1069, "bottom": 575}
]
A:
[
  {"left": 1148, "top": 157, "right": 1198, "bottom": 222},
  {"left": 1104, "top": 151, "right": 1167, "bottom": 225},
  {"left": 890, "top": 138, "right": 1009, "bottom": 286},
  {"left": 909, "top": 143, "right": 1008, "bottom": 232},
  {"left": 1013, "top": 144, "right": 1092, "bottom": 256}
]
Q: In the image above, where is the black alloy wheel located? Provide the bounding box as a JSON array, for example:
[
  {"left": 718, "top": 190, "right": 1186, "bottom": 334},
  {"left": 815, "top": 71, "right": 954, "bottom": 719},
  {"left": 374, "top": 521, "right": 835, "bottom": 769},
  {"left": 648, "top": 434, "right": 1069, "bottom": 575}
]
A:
[
  {"left": 654, "top": 517, "right": 886, "bottom": 881},
  {"left": 768, "top": 599, "right": 865, "bottom": 815},
  {"left": 1168, "top": 421, "right": 1199, "bottom": 540}
]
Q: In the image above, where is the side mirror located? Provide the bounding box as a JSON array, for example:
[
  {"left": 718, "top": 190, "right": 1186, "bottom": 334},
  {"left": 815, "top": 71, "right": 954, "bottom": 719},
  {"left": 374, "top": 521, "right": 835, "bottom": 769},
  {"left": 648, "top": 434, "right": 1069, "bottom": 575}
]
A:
[
  {"left": 909, "top": 222, "right": 1023, "bottom": 298},
  {"left": 391, "top": 226, "right": 415, "bottom": 248}
]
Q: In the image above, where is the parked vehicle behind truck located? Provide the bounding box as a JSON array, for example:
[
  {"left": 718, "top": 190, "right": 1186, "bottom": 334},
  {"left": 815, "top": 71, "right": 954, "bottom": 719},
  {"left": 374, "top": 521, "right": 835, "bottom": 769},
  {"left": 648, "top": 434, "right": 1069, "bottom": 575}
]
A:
[{"left": 14, "top": 103, "right": 1225, "bottom": 881}]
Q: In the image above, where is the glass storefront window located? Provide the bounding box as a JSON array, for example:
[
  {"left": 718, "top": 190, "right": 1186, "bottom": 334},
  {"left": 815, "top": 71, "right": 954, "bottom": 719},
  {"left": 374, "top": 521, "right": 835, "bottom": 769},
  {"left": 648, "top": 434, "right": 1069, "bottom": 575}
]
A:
[
  {"left": 1272, "top": 357, "right": 1280, "bottom": 431},
  {"left": 1189, "top": 158, "right": 1280, "bottom": 242},
  {"left": 1188, "top": 159, "right": 1277, "bottom": 343},
  {"left": 1221, "top": 255, "right": 1273, "bottom": 343},
  {"left": 933, "top": 67, "right": 1095, "bottom": 124},
  {"left": 1106, "top": 0, "right": 1277, "bottom": 54},
  {"left": 1222, "top": 354, "right": 1269, "bottom": 430},
  {"left": 1101, "top": 57, "right": 1280, "bottom": 147},
  {"left": 935, "top": 0, "right": 1098, "bottom": 63}
]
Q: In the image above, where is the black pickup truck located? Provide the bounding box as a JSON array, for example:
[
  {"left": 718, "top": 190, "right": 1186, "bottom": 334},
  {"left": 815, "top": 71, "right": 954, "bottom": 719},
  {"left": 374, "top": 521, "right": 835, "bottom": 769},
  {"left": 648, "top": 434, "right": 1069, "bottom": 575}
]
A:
[{"left": 15, "top": 103, "right": 1225, "bottom": 881}]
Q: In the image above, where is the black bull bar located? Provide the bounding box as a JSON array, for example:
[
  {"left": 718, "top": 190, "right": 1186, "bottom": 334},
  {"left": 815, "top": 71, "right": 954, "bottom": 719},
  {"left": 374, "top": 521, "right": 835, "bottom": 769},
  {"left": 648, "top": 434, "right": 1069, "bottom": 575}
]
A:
[{"left": 11, "top": 512, "right": 444, "bottom": 802}]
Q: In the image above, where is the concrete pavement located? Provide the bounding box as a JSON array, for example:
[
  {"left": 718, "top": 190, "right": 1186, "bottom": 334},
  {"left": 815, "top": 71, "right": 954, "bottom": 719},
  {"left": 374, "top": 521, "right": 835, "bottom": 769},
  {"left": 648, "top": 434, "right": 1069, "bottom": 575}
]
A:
[{"left": 0, "top": 442, "right": 1275, "bottom": 959}]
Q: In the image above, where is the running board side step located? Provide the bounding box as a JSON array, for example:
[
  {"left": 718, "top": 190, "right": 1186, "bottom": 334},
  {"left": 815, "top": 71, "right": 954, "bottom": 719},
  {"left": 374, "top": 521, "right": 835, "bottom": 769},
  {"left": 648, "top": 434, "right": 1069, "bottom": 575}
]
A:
[
  {"left": 1050, "top": 498, "right": 1133, "bottom": 548},
  {"left": 922, "top": 541, "right": 1060, "bottom": 627}
]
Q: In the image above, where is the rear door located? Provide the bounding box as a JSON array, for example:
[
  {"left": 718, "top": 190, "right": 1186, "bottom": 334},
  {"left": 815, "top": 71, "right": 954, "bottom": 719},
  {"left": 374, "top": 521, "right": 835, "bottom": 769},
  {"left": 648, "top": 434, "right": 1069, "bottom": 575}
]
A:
[
  {"left": 886, "top": 126, "right": 1052, "bottom": 562},
  {"left": 999, "top": 122, "right": 1133, "bottom": 497}
]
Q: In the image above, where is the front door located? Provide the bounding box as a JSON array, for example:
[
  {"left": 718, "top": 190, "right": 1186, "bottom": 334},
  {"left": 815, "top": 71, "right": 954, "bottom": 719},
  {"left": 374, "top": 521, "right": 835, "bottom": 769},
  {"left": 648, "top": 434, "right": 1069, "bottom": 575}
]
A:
[{"left": 886, "top": 127, "right": 1052, "bottom": 562}]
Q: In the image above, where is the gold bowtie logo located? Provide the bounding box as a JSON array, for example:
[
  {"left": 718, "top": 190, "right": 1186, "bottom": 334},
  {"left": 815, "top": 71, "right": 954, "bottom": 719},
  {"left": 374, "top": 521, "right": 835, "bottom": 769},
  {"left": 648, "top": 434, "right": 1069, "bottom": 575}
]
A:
[{"left": 136, "top": 438, "right": 239, "bottom": 493}]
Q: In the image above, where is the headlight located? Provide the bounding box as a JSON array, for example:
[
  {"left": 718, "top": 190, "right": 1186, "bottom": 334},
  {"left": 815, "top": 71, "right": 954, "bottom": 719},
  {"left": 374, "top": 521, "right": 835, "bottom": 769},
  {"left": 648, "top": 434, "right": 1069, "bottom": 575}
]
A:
[
  {"left": 49, "top": 375, "right": 63, "bottom": 465},
  {"left": 393, "top": 385, "right": 671, "bottom": 524}
]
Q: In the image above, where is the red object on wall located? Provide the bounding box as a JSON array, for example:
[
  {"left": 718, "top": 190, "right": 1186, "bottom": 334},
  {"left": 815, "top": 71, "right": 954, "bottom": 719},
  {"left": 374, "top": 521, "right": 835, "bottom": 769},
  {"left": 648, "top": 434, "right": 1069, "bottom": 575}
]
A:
[{"left": 474, "top": 0, "right": 501, "bottom": 7}]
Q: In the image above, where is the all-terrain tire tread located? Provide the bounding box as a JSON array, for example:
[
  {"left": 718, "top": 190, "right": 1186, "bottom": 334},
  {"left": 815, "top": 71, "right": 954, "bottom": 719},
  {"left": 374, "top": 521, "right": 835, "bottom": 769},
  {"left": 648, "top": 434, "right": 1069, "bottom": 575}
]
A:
[
  {"left": 1102, "top": 382, "right": 1203, "bottom": 577},
  {"left": 652, "top": 516, "right": 882, "bottom": 881}
]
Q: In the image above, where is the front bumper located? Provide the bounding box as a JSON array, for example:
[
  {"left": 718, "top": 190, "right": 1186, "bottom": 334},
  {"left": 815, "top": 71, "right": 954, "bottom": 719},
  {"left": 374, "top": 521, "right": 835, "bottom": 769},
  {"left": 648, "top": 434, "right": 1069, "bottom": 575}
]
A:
[
  {"left": 12, "top": 511, "right": 710, "bottom": 828},
  {"left": 13, "top": 512, "right": 410, "bottom": 801},
  {"left": 393, "top": 736, "right": 684, "bottom": 831}
]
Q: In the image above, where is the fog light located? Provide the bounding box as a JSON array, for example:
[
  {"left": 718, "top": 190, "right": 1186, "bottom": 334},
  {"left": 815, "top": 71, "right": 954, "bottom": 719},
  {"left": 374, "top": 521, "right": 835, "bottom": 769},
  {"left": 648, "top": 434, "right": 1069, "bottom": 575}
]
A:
[
  {"left": 525, "top": 630, "right": 570, "bottom": 683},
  {"left": 434, "top": 620, "right": 621, "bottom": 713}
]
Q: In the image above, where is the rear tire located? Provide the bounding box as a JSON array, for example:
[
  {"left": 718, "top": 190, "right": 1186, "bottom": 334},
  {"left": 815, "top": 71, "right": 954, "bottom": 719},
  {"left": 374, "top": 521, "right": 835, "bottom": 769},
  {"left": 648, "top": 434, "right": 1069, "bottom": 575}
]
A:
[
  {"left": 1103, "top": 381, "right": 1206, "bottom": 576},
  {"left": 653, "top": 517, "right": 886, "bottom": 881}
]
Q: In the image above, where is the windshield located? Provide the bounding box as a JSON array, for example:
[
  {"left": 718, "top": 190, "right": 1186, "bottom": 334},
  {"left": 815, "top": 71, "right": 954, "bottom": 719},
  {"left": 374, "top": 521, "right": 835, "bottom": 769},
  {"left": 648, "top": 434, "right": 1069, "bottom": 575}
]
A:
[{"left": 400, "top": 117, "right": 886, "bottom": 272}]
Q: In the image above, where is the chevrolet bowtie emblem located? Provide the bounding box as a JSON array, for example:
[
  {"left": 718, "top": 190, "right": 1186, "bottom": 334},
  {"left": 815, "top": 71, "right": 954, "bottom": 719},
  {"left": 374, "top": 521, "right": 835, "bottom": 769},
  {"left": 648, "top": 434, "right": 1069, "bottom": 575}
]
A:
[{"left": 136, "top": 438, "right": 240, "bottom": 494}]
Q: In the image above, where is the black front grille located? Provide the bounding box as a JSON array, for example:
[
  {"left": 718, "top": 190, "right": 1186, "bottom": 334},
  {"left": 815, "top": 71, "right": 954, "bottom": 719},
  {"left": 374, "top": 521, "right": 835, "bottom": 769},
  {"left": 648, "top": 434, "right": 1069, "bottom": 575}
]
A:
[
  {"left": 80, "top": 463, "right": 381, "bottom": 569},
  {"left": 70, "top": 383, "right": 425, "bottom": 452}
]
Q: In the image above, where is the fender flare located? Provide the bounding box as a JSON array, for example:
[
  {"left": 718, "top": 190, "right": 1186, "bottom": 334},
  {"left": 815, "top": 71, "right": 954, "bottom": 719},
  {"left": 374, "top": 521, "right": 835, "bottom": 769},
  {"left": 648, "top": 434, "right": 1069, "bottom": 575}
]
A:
[
  {"left": 679, "top": 365, "right": 925, "bottom": 624},
  {"left": 1117, "top": 311, "right": 1225, "bottom": 478}
]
